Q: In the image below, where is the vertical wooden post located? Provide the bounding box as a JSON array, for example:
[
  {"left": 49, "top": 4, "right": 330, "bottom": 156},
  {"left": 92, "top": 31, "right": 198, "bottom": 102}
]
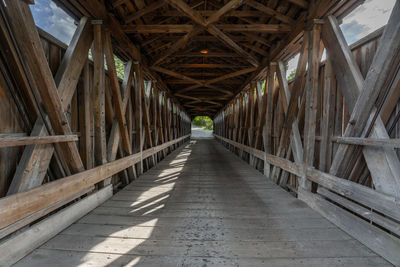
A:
[
  {"left": 78, "top": 61, "right": 92, "bottom": 169},
  {"left": 133, "top": 61, "right": 143, "bottom": 175},
  {"left": 166, "top": 97, "right": 172, "bottom": 143},
  {"left": 142, "top": 80, "right": 155, "bottom": 166},
  {"left": 319, "top": 60, "right": 333, "bottom": 172},
  {"left": 92, "top": 22, "right": 107, "bottom": 171},
  {"left": 302, "top": 21, "right": 322, "bottom": 190},
  {"left": 263, "top": 64, "right": 275, "bottom": 178},
  {"left": 152, "top": 84, "right": 159, "bottom": 162}
]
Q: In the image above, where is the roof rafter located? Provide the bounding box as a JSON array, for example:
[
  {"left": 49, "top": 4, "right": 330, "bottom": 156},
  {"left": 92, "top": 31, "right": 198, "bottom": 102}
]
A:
[{"left": 164, "top": 0, "right": 260, "bottom": 67}]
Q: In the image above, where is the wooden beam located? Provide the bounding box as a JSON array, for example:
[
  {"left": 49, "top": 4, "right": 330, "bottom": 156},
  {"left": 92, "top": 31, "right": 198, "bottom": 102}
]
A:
[
  {"left": 215, "top": 134, "right": 400, "bottom": 223},
  {"left": 104, "top": 32, "right": 137, "bottom": 182},
  {"left": 107, "top": 61, "right": 134, "bottom": 162},
  {"left": 92, "top": 23, "right": 107, "bottom": 168},
  {"left": 158, "top": 10, "right": 266, "bottom": 17},
  {"left": 8, "top": 14, "right": 92, "bottom": 191},
  {"left": 319, "top": 60, "right": 333, "bottom": 172},
  {"left": 152, "top": 26, "right": 203, "bottom": 66},
  {"left": 166, "top": 79, "right": 239, "bottom": 84},
  {"left": 240, "top": 43, "right": 268, "bottom": 56},
  {"left": 334, "top": 2, "right": 400, "bottom": 166},
  {"left": 299, "top": 187, "right": 400, "bottom": 267},
  {"left": 0, "top": 186, "right": 112, "bottom": 267},
  {"left": 269, "top": 33, "right": 309, "bottom": 183},
  {"left": 334, "top": 137, "right": 400, "bottom": 148},
  {"left": 5, "top": 1, "right": 85, "bottom": 174},
  {"left": 275, "top": 61, "right": 303, "bottom": 183},
  {"left": 152, "top": 0, "right": 244, "bottom": 66},
  {"left": 170, "top": 63, "right": 248, "bottom": 68},
  {"left": 302, "top": 22, "right": 322, "bottom": 190},
  {"left": 125, "top": 0, "right": 166, "bottom": 24},
  {"left": 151, "top": 66, "right": 200, "bottom": 83},
  {"left": 176, "top": 85, "right": 234, "bottom": 96},
  {"left": 56, "top": 18, "right": 93, "bottom": 110},
  {"left": 287, "top": 0, "right": 308, "bottom": 9},
  {"left": 122, "top": 24, "right": 194, "bottom": 33},
  {"left": 141, "top": 81, "right": 156, "bottom": 165},
  {"left": 176, "top": 68, "right": 256, "bottom": 94},
  {"left": 174, "top": 93, "right": 224, "bottom": 106},
  {"left": 133, "top": 62, "right": 144, "bottom": 174},
  {"left": 322, "top": 14, "right": 400, "bottom": 197},
  {"left": 263, "top": 65, "right": 275, "bottom": 177},
  {"left": 0, "top": 135, "right": 78, "bottom": 148},
  {"left": 78, "top": 61, "right": 92, "bottom": 169},
  {"left": 214, "top": 132, "right": 400, "bottom": 266},
  {"left": 174, "top": 52, "right": 238, "bottom": 57},
  {"left": 0, "top": 134, "right": 189, "bottom": 230},
  {"left": 218, "top": 24, "right": 292, "bottom": 32},
  {"left": 246, "top": 0, "right": 295, "bottom": 24},
  {"left": 163, "top": 0, "right": 259, "bottom": 67},
  {"left": 205, "top": 0, "right": 244, "bottom": 25},
  {"left": 104, "top": 31, "right": 133, "bottom": 157},
  {"left": 165, "top": 0, "right": 207, "bottom": 26}
]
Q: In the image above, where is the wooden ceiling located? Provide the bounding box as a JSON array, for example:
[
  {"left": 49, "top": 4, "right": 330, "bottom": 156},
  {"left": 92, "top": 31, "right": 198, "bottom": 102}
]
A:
[
  {"left": 57, "top": 0, "right": 363, "bottom": 118},
  {"left": 106, "top": 0, "right": 308, "bottom": 117},
  {"left": 58, "top": 0, "right": 307, "bottom": 117},
  {"left": 57, "top": 0, "right": 314, "bottom": 117}
]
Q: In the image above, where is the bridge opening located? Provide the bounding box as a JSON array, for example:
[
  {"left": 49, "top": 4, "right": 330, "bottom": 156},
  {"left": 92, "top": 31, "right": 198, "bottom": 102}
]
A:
[{"left": 191, "top": 116, "right": 213, "bottom": 139}]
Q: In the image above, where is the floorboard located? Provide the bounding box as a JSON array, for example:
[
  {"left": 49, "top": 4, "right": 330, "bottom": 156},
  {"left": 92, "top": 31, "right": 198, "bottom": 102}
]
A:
[{"left": 15, "top": 139, "right": 392, "bottom": 266}]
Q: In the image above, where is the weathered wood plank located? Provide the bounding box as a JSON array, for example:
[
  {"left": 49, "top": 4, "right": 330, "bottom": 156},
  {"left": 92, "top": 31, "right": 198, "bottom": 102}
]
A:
[
  {"left": 302, "top": 22, "right": 322, "bottom": 190},
  {"left": 13, "top": 139, "right": 388, "bottom": 267},
  {"left": 322, "top": 14, "right": 400, "bottom": 197},
  {"left": 0, "top": 186, "right": 112, "bottom": 267},
  {"left": 0, "top": 135, "right": 78, "bottom": 148},
  {"left": 0, "top": 135, "right": 189, "bottom": 230},
  {"left": 299, "top": 187, "right": 400, "bottom": 267},
  {"left": 92, "top": 22, "right": 107, "bottom": 172},
  {"left": 78, "top": 61, "right": 92, "bottom": 169},
  {"left": 7, "top": 15, "right": 92, "bottom": 194}
]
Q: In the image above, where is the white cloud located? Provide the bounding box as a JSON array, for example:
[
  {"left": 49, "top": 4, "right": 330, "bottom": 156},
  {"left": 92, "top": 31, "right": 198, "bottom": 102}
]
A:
[
  {"left": 341, "top": 0, "right": 396, "bottom": 44},
  {"left": 30, "top": 0, "right": 77, "bottom": 44},
  {"left": 47, "top": 1, "right": 76, "bottom": 44}
]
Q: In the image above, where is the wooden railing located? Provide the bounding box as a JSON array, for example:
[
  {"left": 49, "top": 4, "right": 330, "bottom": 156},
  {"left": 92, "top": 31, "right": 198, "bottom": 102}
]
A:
[
  {"left": 214, "top": 134, "right": 400, "bottom": 266},
  {"left": 0, "top": 134, "right": 190, "bottom": 238}
]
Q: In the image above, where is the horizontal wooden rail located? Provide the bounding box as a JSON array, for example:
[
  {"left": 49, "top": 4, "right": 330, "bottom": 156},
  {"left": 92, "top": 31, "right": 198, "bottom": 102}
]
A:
[
  {"left": 333, "top": 136, "right": 400, "bottom": 148},
  {"left": 0, "top": 134, "right": 190, "bottom": 230},
  {"left": 0, "top": 135, "right": 78, "bottom": 148},
  {"left": 0, "top": 186, "right": 94, "bottom": 239},
  {"left": 214, "top": 134, "right": 400, "bottom": 221},
  {"left": 214, "top": 134, "right": 400, "bottom": 265}
]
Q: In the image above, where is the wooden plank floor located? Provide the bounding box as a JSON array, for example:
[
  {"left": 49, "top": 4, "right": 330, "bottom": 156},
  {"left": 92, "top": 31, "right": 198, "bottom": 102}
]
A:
[{"left": 15, "top": 139, "right": 391, "bottom": 266}]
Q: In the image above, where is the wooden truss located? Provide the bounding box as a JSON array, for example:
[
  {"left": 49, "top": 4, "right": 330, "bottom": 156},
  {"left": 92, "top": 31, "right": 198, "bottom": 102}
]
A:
[
  {"left": 0, "top": 0, "right": 400, "bottom": 266},
  {"left": 0, "top": 0, "right": 191, "bottom": 241},
  {"left": 214, "top": 2, "right": 400, "bottom": 265}
]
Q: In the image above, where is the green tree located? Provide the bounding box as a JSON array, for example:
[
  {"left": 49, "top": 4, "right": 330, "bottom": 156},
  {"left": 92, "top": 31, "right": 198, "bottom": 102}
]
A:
[
  {"left": 88, "top": 51, "right": 125, "bottom": 80},
  {"left": 287, "top": 70, "right": 296, "bottom": 80},
  {"left": 192, "top": 116, "right": 213, "bottom": 130}
]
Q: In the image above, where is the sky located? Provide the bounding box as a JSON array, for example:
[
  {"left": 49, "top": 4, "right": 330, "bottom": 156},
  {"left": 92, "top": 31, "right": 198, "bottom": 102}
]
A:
[
  {"left": 340, "top": 0, "right": 396, "bottom": 44},
  {"left": 286, "top": 0, "right": 396, "bottom": 79},
  {"left": 30, "top": 0, "right": 77, "bottom": 44}
]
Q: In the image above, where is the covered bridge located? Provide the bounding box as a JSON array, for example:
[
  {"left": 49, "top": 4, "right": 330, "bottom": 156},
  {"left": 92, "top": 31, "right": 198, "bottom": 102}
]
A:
[{"left": 0, "top": 0, "right": 399, "bottom": 266}]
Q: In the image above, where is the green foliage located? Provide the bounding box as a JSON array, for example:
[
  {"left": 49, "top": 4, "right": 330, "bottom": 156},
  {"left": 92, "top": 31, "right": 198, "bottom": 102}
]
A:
[
  {"left": 88, "top": 50, "right": 124, "bottom": 80},
  {"left": 192, "top": 116, "right": 213, "bottom": 130},
  {"left": 114, "top": 55, "right": 124, "bottom": 79},
  {"left": 287, "top": 70, "right": 296, "bottom": 80}
]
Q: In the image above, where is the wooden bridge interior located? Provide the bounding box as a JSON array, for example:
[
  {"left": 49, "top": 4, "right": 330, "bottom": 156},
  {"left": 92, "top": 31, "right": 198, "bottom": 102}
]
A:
[{"left": 0, "top": 0, "right": 399, "bottom": 266}]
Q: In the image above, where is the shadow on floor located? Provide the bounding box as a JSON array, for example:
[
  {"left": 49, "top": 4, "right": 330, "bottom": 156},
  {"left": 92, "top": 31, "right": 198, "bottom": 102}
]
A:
[{"left": 14, "top": 140, "right": 391, "bottom": 267}]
